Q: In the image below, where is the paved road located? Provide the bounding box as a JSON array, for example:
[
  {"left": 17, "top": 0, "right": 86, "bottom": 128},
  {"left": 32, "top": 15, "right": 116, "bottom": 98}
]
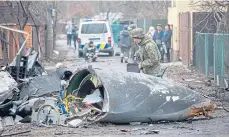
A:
[{"left": 39, "top": 39, "right": 229, "bottom": 137}]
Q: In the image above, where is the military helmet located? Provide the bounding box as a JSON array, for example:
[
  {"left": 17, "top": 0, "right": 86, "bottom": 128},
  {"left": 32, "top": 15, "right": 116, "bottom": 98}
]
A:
[
  {"left": 128, "top": 24, "right": 137, "bottom": 31},
  {"left": 132, "top": 28, "right": 145, "bottom": 39}
]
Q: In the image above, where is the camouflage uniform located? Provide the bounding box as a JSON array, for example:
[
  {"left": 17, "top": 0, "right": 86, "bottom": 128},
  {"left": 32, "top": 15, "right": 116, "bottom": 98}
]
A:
[
  {"left": 128, "top": 25, "right": 139, "bottom": 60},
  {"left": 132, "top": 28, "right": 161, "bottom": 75}
]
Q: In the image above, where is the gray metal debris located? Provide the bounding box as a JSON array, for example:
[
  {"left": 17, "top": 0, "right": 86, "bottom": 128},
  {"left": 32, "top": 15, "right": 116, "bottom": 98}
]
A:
[
  {"left": 82, "top": 89, "right": 102, "bottom": 104},
  {"left": 0, "top": 117, "right": 3, "bottom": 133},
  {"left": 14, "top": 115, "right": 23, "bottom": 124},
  {"left": 0, "top": 71, "right": 18, "bottom": 104},
  {"left": 31, "top": 97, "right": 66, "bottom": 126},
  {"left": 1, "top": 130, "right": 31, "bottom": 136},
  {"left": 68, "top": 119, "right": 83, "bottom": 127},
  {"left": 67, "top": 66, "right": 216, "bottom": 124},
  {"left": 2, "top": 116, "right": 14, "bottom": 126},
  {"left": 19, "top": 73, "right": 61, "bottom": 99},
  {"left": 17, "top": 98, "right": 40, "bottom": 114},
  {"left": 140, "top": 129, "right": 159, "bottom": 135}
]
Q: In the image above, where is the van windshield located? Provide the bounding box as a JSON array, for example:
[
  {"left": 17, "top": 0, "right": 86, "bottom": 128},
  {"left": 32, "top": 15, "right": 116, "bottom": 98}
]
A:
[{"left": 81, "top": 23, "right": 108, "bottom": 34}]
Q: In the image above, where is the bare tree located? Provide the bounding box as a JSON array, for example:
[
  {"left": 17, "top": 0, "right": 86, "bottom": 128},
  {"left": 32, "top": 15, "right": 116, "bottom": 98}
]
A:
[
  {"left": 189, "top": 0, "right": 229, "bottom": 33},
  {"left": 124, "top": 1, "right": 171, "bottom": 19}
]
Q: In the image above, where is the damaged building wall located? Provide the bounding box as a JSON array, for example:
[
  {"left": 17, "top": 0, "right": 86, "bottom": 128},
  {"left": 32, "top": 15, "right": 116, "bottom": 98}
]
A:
[
  {"left": 0, "top": 26, "right": 19, "bottom": 66},
  {"left": 0, "top": 1, "right": 47, "bottom": 66}
]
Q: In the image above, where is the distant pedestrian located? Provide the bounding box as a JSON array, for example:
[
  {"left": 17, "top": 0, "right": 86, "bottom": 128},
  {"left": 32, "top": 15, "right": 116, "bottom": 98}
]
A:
[
  {"left": 72, "top": 25, "right": 78, "bottom": 50},
  {"left": 153, "top": 24, "right": 164, "bottom": 62},
  {"left": 163, "top": 24, "right": 172, "bottom": 62},
  {"left": 132, "top": 28, "right": 161, "bottom": 75},
  {"left": 118, "top": 25, "right": 131, "bottom": 63},
  {"left": 65, "top": 21, "right": 73, "bottom": 47},
  {"left": 146, "top": 26, "right": 155, "bottom": 40}
]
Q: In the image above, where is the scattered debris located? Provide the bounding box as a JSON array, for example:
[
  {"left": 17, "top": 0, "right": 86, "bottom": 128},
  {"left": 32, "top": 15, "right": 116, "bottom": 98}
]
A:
[
  {"left": 2, "top": 116, "right": 14, "bottom": 126},
  {"left": 0, "top": 57, "right": 217, "bottom": 130},
  {"left": 68, "top": 119, "right": 83, "bottom": 127},
  {"left": 120, "top": 129, "right": 130, "bottom": 132},
  {"left": 0, "top": 71, "right": 19, "bottom": 105},
  {"left": 129, "top": 122, "right": 141, "bottom": 126},
  {"left": 132, "top": 127, "right": 145, "bottom": 131},
  {"left": 14, "top": 115, "right": 23, "bottom": 124},
  {"left": 0, "top": 117, "right": 3, "bottom": 134},
  {"left": 31, "top": 97, "right": 66, "bottom": 125},
  {"left": 140, "top": 129, "right": 159, "bottom": 135},
  {"left": 1, "top": 130, "right": 31, "bottom": 136},
  {"left": 205, "top": 80, "right": 212, "bottom": 87},
  {"left": 149, "top": 124, "right": 154, "bottom": 127}
]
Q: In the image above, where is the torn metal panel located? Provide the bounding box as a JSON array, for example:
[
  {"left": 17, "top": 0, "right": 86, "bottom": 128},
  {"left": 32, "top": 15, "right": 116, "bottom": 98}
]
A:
[
  {"left": 8, "top": 48, "right": 47, "bottom": 80},
  {"left": 31, "top": 97, "right": 66, "bottom": 125},
  {"left": 2, "top": 116, "right": 14, "bottom": 126},
  {"left": 0, "top": 71, "right": 18, "bottom": 104},
  {"left": 19, "top": 72, "right": 60, "bottom": 99},
  {"left": 0, "top": 117, "right": 3, "bottom": 132},
  {"left": 26, "top": 50, "right": 39, "bottom": 71},
  {"left": 17, "top": 98, "right": 40, "bottom": 117},
  {"left": 67, "top": 67, "right": 216, "bottom": 123}
]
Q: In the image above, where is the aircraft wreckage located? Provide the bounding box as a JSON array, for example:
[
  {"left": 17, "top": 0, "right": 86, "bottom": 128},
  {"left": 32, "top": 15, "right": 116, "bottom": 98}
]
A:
[{"left": 28, "top": 66, "right": 216, "bottom": 125}]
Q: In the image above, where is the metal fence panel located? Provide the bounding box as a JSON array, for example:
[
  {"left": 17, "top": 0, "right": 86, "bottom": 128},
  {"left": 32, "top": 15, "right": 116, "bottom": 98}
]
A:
[
  {"left": 194, "top": 32, "right": 229, "bottom": 85},
  {"left": 194, "top": 33, "right": 214, "bottom": 76},
  {"left": 214, "top": 34, "right": 228, "bottom": 85}
]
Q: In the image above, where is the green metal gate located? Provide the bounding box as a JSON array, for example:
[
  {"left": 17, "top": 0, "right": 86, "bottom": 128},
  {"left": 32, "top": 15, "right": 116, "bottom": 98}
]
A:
[{"left": 194, "top": 32, "right": 229, "bottom": 85}]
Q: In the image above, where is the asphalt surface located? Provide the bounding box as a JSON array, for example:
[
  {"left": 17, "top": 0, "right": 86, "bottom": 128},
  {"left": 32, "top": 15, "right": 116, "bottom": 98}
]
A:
[{"left": 30, "top": 38, "right": 229, "bottom": 137}]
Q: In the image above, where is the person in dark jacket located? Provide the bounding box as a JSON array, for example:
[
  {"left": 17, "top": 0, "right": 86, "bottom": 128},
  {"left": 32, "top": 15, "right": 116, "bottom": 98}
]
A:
[
  {"left": 153, "top": 24, "right": 164, "bottom": 62},
  {"left": 65, "top": 22, "right": 73, "bottom": 47},
  {"left": 119, "top": 25, "right": 131, "bottom": 63},
  {"left": 163, "top": 24, "right": 172, "bottom": 62},
  {"left": 72, "top": 25, "right": 78, "bottom": 50}
]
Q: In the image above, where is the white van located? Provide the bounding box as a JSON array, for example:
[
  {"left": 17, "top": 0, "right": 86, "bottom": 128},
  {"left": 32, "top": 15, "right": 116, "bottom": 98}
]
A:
[{"left": 77, "top": 19, "right": 114, "bottom": 57}]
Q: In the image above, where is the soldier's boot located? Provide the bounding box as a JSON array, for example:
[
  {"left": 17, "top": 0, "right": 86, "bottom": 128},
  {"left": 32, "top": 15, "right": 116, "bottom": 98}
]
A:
[
  {"left": 121, "top": 57, "right": 124, "bottom": 63},
  {"left": 124, "top": 57, "right": 128, "bottom": 63},
  {"left": 120, "top": 53, "right": 124, "bottom": 63}
]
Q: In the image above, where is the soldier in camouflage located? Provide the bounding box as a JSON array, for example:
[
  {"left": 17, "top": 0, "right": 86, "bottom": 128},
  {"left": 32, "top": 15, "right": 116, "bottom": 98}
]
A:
[
  {"left": 132, "top": 28, "right": 161, "bottom": 75},
  {"left": 128, "top": 24, "right": 139, "bottom": 60}
]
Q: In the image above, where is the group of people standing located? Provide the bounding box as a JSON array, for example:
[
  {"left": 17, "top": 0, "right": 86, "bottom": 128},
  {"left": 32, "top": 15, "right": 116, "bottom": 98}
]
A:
[
  {"left": 118, "top": 23, "right": 172, "bottom": 76},
  {"left": 147, "top": 24, "right": 172, "bottom": 62},
  {"left": 65, "top": 22, "right": 79, "bottom": 50}
]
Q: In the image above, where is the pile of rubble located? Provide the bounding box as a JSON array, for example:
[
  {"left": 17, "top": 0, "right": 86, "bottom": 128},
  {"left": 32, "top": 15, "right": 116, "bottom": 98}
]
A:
[
  {"left": 0, "top": 48, "right": 218, "bottom": 136},
  {"left": 0, "top": 49, "right": 106, "bottom": 130}
]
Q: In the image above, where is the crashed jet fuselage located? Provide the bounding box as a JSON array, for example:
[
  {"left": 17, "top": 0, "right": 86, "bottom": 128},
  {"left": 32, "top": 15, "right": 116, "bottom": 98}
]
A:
[{"left": 67, "top": 67, "right": 216, "bottom": 124}]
